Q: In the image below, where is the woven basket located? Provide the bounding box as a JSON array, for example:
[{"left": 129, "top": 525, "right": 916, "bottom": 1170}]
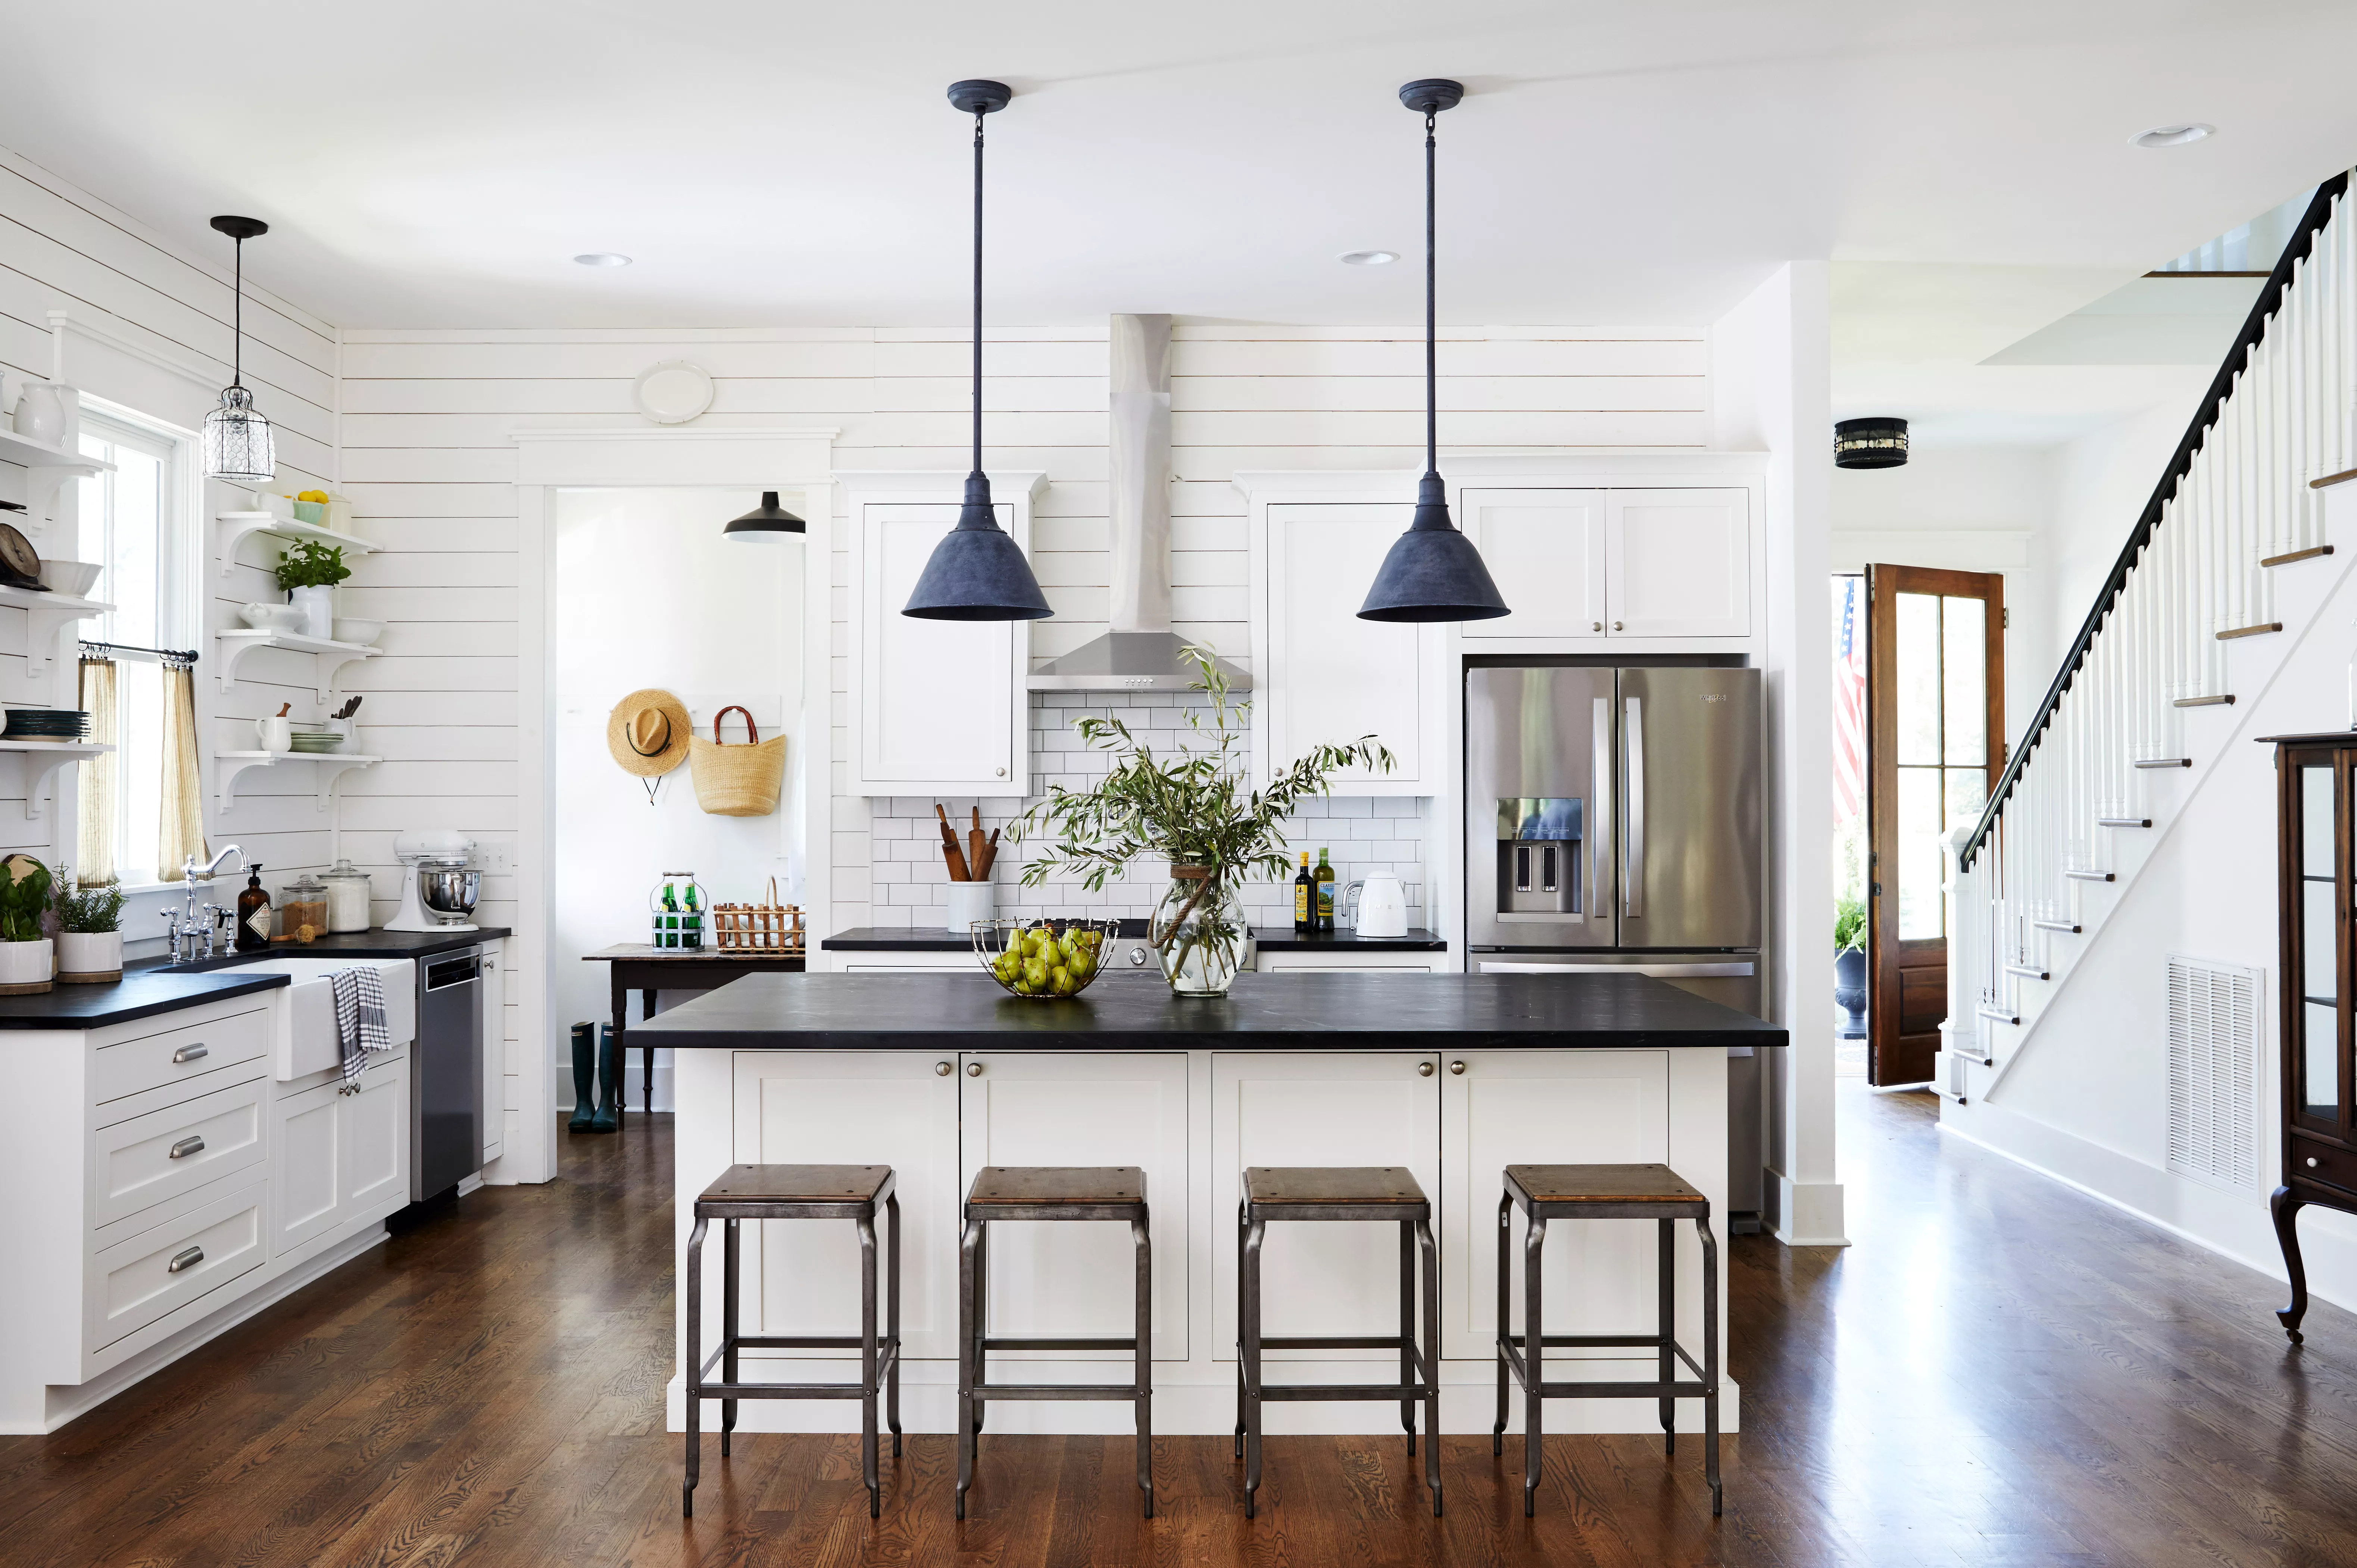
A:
[
  {"left": 714, "top": 879, "right": 803, "bottom": 954},
  {"left": 690, "top": 705, "right": 786, "bottom": 816}
]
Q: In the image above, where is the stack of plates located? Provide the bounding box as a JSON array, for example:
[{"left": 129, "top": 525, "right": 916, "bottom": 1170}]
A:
[
  {"left": 3, "top": 708, "right": 88, "bottom": 742},
  {"left": 287, "top": 724, "right": 344, "bottom": 754}
]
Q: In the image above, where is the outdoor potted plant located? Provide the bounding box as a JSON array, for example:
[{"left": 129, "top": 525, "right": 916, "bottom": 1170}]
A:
[
  {"left": 275, "top": 539, "right": 353, "bottom": 640},
  {"left": 1012, "top": 646, "right": 1392, "bottom": 996},
  {"left": 56, "top": 874, "right": 126, "bottom": 983},
  {"left": 0, "top": 853, "right": 56, "bottom": 994},
  {"left": 1834, "top": 894, "right": 1868, "bottom": 1039}
]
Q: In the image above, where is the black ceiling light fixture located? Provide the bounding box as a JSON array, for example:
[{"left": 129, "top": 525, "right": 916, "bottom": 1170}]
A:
[
  {"left": 203, "top": 215, "right": 275, "bottom": 484},
  {"left": 903, "top": 79, "right": 1053, "bottom": 622},
  {"left": 722, "top": 490, "right": 806, "bottom": 542},
  {"left": 1358, "top": 79, "right": 1509, "bottom": 624},
  {"left": 1833, "top": 417, "right": 1910, "bottom": 469}
]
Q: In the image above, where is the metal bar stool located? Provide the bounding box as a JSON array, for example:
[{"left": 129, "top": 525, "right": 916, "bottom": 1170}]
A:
[
  {"left": 1494, "top": 1162, "right": 1719, "bottom": 1517},
  {"left": 1234, "top": 1166, "right": 1441, "bottom": 1518},
  {"left": 683, "top": 1164, "right": 902, "bottom": 1519},
  {"left": 957, "top": 1165, "right": 1153, "bottom": 1519}
]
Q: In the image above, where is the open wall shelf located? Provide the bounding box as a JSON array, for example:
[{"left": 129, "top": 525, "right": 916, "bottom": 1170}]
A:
[
  {"left": 214, "top": 511, "right": 378, "bottom": 580},
  {"left": 0, "top": 738, "right": 114, "bottom": 820},
  {"left": 215, "top": 750, "right": 381, "bottom": 812},
  {"left": 0, "top": 583, "right": 112, "bottom": 675},
  {"left": 0, "top": 429, "right": 110, "bottom": 533},
  {"left": 215, "top": 630, "right": 378, "bottom": 701}
]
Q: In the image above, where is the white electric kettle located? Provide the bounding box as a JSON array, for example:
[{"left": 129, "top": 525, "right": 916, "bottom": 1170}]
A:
[{"left": 1343, "top": 872, "right": 1409, "bottom": 938}]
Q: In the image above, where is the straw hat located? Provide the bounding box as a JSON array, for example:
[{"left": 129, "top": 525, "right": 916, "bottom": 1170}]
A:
[{"left": 606, "top": 688, "right": 692, "bottom": 777}]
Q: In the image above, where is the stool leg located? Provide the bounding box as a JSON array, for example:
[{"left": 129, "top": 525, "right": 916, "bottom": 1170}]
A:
[
  {"left": 1523, "top": 1214, "right": 1545, "bottom": 1517},
  {"left": 1658, "top": 1215, "right": 1674, "bottom": 1456},
  {"left": 886, "top": 1192, "right": 903, "bottom": 1459},
  {"left": 1133, "top": 1212, "right": 1154, "bottom": 1519},
  {"left": 1699, "top": 1214, "right": 1721, "bottom": 1518},
  {"left": 1398, "top": 1218, "right": 1416, "bottom": 1457},
  {"left": 1233, "top": 1198, "right": 1246, "bottom": 1462},
  {"left": 955, "top": 1217, "right": 980, "bottom": 1520},
  {"left": 970, "top": 1221, "right": 989, "bottom": 1442},
  {"left": 721, "top": 1218, "right": 739, "bottom": 1458},
  {"left": 1418, "top": 1215, "right": 1442, "bottom": 1517},
  {"left": 1242, "top": 1215, "right": 1267, "bottom": 1518},
  {"left": 858, "top": 1214, "right": 880, "bottom": 1519},
  {"left": 683, "top": 1214, "right": 707, "bottom": 1517},
  {"left": 1493, "top": 1192, "right": 1510, "bottom": 1458}
]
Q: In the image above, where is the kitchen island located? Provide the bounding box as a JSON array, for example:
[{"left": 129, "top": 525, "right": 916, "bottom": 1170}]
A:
[{"left": 641, "top": 970, "right": 1777, "bottom": 1440}]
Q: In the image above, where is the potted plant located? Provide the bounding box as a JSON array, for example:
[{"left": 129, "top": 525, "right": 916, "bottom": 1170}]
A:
[
  {"left": 1012, "top": 646, "right": 1392, "bottom": 996},
  {"left": 1833, "top": 894, "right": 1867, "bottom": 1039},
  {"left": 275, "top": 539, "right": 353, "bottom": 640},
  {"left": 56, "top": 874, "right": 126, "bottom": 983},
  {"left": 0, "top": 854, "right": 56, "bottom": 994}
]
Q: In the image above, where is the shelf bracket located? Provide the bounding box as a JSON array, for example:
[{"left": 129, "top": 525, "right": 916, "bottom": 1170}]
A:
[
  {"left": 215, "top": 633, "right": 377, "bottom": 702},
  {"left": 20, "top": 748, "right": 90, "bottom": 820},
  {"left": 314, "top": 755, "right": 374, "bottom": 812},
  {"left": 217, "top": 752, "right": 282, "bottom": 812}
]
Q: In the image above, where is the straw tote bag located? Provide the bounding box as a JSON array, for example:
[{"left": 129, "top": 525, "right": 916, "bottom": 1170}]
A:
[{"left": 689, "top": 706, "right": 786, "bottom": 816}]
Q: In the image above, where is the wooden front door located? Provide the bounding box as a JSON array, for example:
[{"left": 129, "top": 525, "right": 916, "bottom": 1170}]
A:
[{"left": 1866, "top": 565, "right": 2005, "bottom": 1086}]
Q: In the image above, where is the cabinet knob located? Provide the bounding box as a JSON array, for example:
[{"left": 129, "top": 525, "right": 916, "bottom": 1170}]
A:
[
  {"left": 1612, "top": 620, "right": 1624, "bottom": 631},
  {"left": 2308, "top": 1156, "right": 2319, "bottom": 1168},
  {"left": 967, "top": 1061, "right": 984, "bottom": 1077},
  {"left": 996, "top": 767, "right": 1007, "bottom": 777},
  {"left": 935, "top": 1061, "right": 953, "bottom": 1077},
  {"left": 1592, "top": 621, "right": 1603, "bottom": 632},
  {"left": 1417, "top": 1061, "right": 1435, "bottom": 1077},
  {"left": 1449, "top": 1059, "right": 1467, "bottom": 1075}
]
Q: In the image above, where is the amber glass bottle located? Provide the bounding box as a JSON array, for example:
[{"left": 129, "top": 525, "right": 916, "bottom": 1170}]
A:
[{"left": 235, "top": 866, "right": 273, "bottom": 951}]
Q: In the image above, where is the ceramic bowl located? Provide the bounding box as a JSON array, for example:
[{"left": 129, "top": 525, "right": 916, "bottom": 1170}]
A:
[
  {"left": 291, "top": 499, "right": 325, "bottom": 524},
  {"left": 239, "top": 603, "right": 307, "bottom": 633},
  {"left": 330, "top": 617, "right": 384, "bottom": 647},
  {"left": 37, "top": 560, "right": 101, "bottom": 597}
]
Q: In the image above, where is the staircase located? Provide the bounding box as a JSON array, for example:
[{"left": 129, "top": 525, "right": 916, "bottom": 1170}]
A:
[{"left": 1943, "top": 171, "right": 2357, "bottom": 1099}]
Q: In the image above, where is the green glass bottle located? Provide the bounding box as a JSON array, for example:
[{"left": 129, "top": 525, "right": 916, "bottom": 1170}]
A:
[{"left": 1314, "top": 848, "right": 1336, "bottom": 933}]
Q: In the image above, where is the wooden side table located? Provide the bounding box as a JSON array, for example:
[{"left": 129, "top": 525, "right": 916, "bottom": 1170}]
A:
[{"left": 580, "top": 945, "right": 806, "bottom": 1122}]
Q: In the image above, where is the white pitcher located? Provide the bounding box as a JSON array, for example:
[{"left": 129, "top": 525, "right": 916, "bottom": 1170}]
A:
[{"left": 1344, "top": 872, "right": 1409, "bottom": 937}]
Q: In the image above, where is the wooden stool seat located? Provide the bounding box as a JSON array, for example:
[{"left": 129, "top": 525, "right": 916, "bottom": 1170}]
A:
[
  {"left": 1243, "top": 1165, "right": 1427, "bottom": 1215},
  {"left": 1505, "top": 1162, "right": 1705, "bottom": 1210},
  {"left": 701, "top": 1163, "right": 892, "bottom": 1209},
  {"left": 964, "top": 1165, "right": 1144, "bottom": 1213}
]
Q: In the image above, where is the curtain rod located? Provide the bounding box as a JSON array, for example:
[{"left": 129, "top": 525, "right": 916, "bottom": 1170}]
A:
[{"left": 80, "top": 640, "right": 199, "bottom": 667}]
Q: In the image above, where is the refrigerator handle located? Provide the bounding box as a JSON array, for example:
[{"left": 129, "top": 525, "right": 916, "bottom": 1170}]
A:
[
  {"left": 1624, "top": 695, "right": 1645, "bottom": 917},
  {"left": 1591, "top": 695, "right": 1613, "bottom": 922}
]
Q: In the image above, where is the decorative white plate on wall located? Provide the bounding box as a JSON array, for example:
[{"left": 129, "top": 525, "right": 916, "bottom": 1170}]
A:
[{"left": 633, "top": 361, "right": 715, "bottom": 425}]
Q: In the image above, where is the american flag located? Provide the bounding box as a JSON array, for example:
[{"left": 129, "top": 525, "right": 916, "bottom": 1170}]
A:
[{"left": 1832, "top": 577, "right": 1868, "bottom": 822}]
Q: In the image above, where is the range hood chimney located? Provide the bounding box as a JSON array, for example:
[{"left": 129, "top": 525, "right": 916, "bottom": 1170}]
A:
[{"left": 1028, "top": 314, "right": 1252, "bottom": 693}]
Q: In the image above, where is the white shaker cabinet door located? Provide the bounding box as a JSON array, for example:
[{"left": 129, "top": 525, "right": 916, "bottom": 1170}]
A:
[
  {"left": 732, "top": 1051, "right": 962, "bottom": 1359},
  {"left": 1209, "top": 1051, "right": 1440, "bottom": 1361},
  {"left": 853, "top": 500, "right": 1027, "bottom": 795},
  {"left": 1605, "top": 489, "right": 1751, "bottom": 637},
  {"left": 341, "top": 1059, "right": 409, "bottom": 1218},
  {"left": 1260, "top": 504, "right": 1437, "bottom": 794},
  {"left": 1436, "top": 1049, "right": 1670, "bottom": 1364},
  {"left": 1459, "top": 489, "right": 1610, "bottom": 641},
  {"left": 957, "top": 1052, "right": 1189, "bottom": 1360},
  {"left": 270, "top": 1078, "right": 343, "bottom": 1256}
]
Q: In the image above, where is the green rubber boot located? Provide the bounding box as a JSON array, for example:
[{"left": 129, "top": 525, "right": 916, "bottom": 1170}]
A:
[
  {"left": 591, "top": 1024, "right": 621, "bottom": 1133},
  {"left": 567, "top": 1022, "right": 597, "bottom": 1133}
]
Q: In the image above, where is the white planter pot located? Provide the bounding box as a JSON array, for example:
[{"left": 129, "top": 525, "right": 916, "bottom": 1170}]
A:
[
  {"left": 57, "top": 930, "right": 122, "bottom": 981},
  {"left": 288, "top": 584, "right": 334, "bottom": 640},
  {"left": 0, "top": 937, "right": 54, "bottom": 993},
  {"left": 944, "top": 880, "right": 995, "bottom": 933}
]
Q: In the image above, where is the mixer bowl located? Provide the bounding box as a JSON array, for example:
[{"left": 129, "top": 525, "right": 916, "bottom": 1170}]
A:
[{"left": 418, "top": 865, "right": 481, "bottom": 917}]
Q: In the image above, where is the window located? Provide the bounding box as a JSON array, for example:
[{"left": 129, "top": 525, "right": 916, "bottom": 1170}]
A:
[{"left": 74, "top": 410, "right": 197, "bottom": 889}]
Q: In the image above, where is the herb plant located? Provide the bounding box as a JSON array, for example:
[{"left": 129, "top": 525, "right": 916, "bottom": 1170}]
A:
[
  {"left": 275, "top": 540, "right": 353, "bottom": 591},
  {"left": 58, "top": 875, "right": 126, "bottom": 934},
  {"left": 0, "top": 854, "right": 54, "bottom": 943}
]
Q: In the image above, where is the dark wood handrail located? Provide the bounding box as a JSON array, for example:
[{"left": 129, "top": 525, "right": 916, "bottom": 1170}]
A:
[{"left": 1959, "top": 172, "right": 2351, "bottom": 871}]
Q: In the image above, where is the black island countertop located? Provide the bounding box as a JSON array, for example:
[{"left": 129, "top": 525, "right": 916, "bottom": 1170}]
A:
[
  {"left": 821, "top": 924, "right": 1446, "bottom": 953},
  {"left": 634, "top": 970, "right": 1781, "bottom": 1052}
]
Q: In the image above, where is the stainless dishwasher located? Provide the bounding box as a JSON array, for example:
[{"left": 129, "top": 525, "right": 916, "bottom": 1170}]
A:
[{"left": 413, "top": 947, "right": 486, "bottom": 1200}]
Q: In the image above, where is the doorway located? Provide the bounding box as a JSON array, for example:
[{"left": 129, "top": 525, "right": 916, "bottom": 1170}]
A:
[{"left": 1863, "top": 565, "right": 2004, "bottom": 1086}]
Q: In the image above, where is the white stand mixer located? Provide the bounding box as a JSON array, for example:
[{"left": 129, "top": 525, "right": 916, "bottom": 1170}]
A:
[{"left": 385, "top": 830, "right": 481, "bottom": 932}]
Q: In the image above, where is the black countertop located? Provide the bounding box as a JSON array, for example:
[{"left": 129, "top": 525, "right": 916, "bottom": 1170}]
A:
[
  {"left": 821, "top": 924, "right": 1446, "bottom": 953},
  {"left": 166, "top": 927, "right": 513, "bottom": 971},
  {"left": 634, "top": 971, "right": 1783, "bottom": 1051}
]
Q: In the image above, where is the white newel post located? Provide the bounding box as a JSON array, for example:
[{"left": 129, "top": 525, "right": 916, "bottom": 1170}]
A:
[{"left": 1938, "top": 824, "right": 1983, "bottom": 1102}]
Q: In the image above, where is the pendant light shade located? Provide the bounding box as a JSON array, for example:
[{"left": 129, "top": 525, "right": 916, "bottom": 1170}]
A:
[
  {"left": 203, "top": 216, "right": 276, "bottom": 485},
  {"left": 1358, "top": 80, "right": 1508, "bottom": 624},
  {"left": 722, "top": 490, "right": 806, "bottom": 541},
  {"left": 903, "top": 80, "right": 1052, "bottom": 622}
]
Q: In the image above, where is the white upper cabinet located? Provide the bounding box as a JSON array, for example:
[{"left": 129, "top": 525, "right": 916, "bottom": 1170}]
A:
[
  {"left": 1461, "top": 485, "right": 1751, "bottom": 640},
  {"left": 845, "top": 472, "right": 1044, "bottom": 796},
  {"left": 1252, "top": 500, "right": 1440, "bottom": 796}
]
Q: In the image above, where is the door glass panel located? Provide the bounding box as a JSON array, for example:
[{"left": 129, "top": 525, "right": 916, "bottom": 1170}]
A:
[
  {"left": 1896, "top": 592, "right": 1941, "bottom": 765},
  {"left": 2302, "top": 765, "right": 2334, "bottom": 877},
  {"left": 2303, "top": 879, "right": 2337, "bottom": 1003},
  {"left": 2304, "top": 1003, "right": 2340, "bottom": 1118},
  {"left": 1898, "top": 765, "right": 1943, "bottom": 939},
  {"left": 1944, "top": 768, "right": 1986, "bottom": 828},
  {"left": 1941, "top": 596, "right": 1986, "bottom": 767}
]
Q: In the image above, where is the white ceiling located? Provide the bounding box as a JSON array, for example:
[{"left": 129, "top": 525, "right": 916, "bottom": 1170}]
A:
[{"left": 4, "top": 1, "right": 2356, "bottom": 333}]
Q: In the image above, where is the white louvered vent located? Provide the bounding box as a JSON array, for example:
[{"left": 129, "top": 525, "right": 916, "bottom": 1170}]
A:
[{"left": 2165, "top": 956, "right": 2262, "bottom": 1194}]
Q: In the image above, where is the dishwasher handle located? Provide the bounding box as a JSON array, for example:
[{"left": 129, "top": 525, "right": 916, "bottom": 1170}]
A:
[{"left": 425, "top": 952, "right": 480, "bottom": 991}]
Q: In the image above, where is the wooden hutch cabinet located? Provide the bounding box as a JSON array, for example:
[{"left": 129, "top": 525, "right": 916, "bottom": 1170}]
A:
[{"left": 2269, "top": 733, "right": 2357, "bottom": 1341}]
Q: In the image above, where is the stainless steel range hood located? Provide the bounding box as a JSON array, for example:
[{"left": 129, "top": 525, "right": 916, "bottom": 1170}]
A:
[{"left": 1028, "top": 314, "right": 1252, "bottom": 693}]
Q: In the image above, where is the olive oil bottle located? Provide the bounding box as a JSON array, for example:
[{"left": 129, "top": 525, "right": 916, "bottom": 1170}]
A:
[
  {"left": 1314, "top": 848, "right": 1336, "bottom": 933},
  {"left": 1293, "top": 852, "right": 1314, "bottom": 932}
]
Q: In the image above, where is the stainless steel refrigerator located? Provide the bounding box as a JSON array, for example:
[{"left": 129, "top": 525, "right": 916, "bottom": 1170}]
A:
[{"left": 1464, "top": 663, "right": 1767, "bottom": 1225}]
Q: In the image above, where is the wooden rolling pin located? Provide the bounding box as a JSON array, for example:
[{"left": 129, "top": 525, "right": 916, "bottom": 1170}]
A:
[{"left": 935, "top": 803, "right": 972, "bottom": 881}]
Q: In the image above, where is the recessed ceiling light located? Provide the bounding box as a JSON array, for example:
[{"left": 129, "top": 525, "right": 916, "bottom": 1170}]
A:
[
  {"left": 2133, "top": 124, "right": 2214, "bottom": 149},
  {"left": 574, "top": 252, "right": 633, "bottom": 268},
  {"left": 1339, "top": 250, "right": 1399, "bottom": 266}
]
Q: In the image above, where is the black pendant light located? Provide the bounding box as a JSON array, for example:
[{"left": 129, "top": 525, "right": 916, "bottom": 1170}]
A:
[
  {"left": 1833, "top": 417, "right": 1909, "bottom": 469},
  {"left": 722, "top": 490, "right": 806, "bottom": 541},
  {"left": 1358, "top": 81, "right": 1508, "bottom": 623},
  {"left": 203, "top": 216, "right": 276, "bottom": 484},
  {"left": 904, "top": 80, "right": 1053, "bottom": 622}
]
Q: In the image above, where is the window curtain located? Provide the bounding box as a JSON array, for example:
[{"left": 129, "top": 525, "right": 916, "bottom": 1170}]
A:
[
  {"left": 75, "top": 655, "right": 118, "bottom": 885},
  {"left": 158, "top": 659, "right": 206, "bottom": 881}
]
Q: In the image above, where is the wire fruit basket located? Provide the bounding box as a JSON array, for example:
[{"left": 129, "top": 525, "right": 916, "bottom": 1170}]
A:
[{"left": 971, "top": 918, "right": 1115, "bottom": 999}]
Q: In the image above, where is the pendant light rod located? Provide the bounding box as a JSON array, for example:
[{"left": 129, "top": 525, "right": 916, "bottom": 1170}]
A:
[
  {"left": 210, "top": 215, "right": 267, "bottom": 388},
  {"left": 1424, "top": 103, "right": 1436, "bottom": 477},
  {"left": 972, "top": 101, "right": 985, "bottom": 480}
]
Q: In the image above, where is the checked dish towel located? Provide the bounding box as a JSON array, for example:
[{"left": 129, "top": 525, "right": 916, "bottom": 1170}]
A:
[{"left": 330, "top": 965, "right": 391, "bottom": 1095}]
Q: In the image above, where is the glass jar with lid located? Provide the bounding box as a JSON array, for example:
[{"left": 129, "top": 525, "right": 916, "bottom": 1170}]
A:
[
  {"left": 280, "top": 872, "right": 329, "bottom": 942},
  {"left": 321, "top": 858, "right": 372, "bottom": 933}
]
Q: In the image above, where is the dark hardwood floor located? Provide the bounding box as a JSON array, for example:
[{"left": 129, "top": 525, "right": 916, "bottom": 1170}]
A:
[{"left": 5, "top": 1081, "right": 2355, "bottom": 1566}]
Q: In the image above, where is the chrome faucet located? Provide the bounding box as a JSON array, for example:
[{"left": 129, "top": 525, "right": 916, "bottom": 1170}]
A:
[{"left": 162, "top": 844, "right": 244, "bottom": 965}]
